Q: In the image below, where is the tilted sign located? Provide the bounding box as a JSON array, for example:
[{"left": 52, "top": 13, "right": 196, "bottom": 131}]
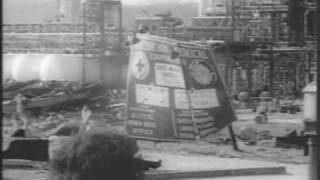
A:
[{"left": 126, "top": 34, "right": 236, "bottom": 141}]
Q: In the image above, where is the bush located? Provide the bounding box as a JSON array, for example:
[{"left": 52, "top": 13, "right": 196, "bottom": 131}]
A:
[{"left": 49, "top": 130, "right": 144, "bottom": 180}]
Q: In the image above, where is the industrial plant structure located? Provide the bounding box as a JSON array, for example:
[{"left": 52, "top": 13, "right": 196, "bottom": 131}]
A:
[
  {"left": 3, "top": 0, "right": 127, "bottom": 88},
  {"left": 3, "top": 0, "right": 318, "bottom": 97}
]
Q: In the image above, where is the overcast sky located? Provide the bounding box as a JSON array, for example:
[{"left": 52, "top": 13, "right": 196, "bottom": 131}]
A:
[{"left": 122, "top": 0, "right": 198, "bottom": 6}]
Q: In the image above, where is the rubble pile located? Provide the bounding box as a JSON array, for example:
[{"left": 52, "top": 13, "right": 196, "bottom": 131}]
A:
[
  {"left": 2, "top": 79, "right": 127, "bottom": 137},
  {"left": 4, "top": 79, "right": 125, "bottom": 111},
  {"left": 232, "top": 91, "right": 302, "bottom": 115}
]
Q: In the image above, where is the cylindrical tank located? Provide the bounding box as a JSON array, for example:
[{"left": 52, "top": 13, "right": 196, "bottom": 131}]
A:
[
  {"left": 303, "top": 81, "right": 317, "bottom": 121},
  {"left": 40, "top": 54, "right": 100, "bottom": 82},
  {"left": 3, "top": 53, "right": 129, "bottom": 87},
  {"left": 3, "top": 54, "right": 21, "bottom": 81},
  {"left": 11, "top": 54, "right": 43, "bottom": 81}
]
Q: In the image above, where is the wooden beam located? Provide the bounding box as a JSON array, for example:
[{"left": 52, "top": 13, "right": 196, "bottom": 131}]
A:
[{"left": 146, "top": 166, "right": 286, "bottom": 180}]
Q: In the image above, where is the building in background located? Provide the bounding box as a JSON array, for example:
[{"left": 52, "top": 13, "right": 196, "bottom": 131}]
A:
[
  {"left": 134, "top": 11, "right": 186, "bottom": 40},
  {"left": 187, "top": 0, "right": 233, "bottom": 41},
  {"left": 3, "top": 0, "right": 123, "bottom": 54},
  {"left": 135, "top": 16, "right": 165, "bottom": 33},
  {"left": 56, "top": 0, "right": 82, "bottom": 22},
  {"left": 186, "top": 16, "right": 233, "bottom": 41},
  {"left": 3, "top": 0, "right": 126, "bottom": 86},
  {"left": 186, "top": 0, "right": 317, "bottom": 97},
  {"left": 3, "top": 0, "right": 317, "bottom": 97},
  {"left": 230, "top": 0, "right": 317, "bottom": 96},
  {"left": 198, "top": 0, "right": 232, "bottom": 17},
  {"left": 3, "top": 0, "right": 58, "bottom": 24}
]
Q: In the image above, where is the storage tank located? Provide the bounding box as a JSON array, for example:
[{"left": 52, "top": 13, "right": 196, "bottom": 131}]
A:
[
  {"left": 3, "top": 53, "right": 128, "bottom": 87},
  {"left": 12, "top": 54, "right": 43, "bottom": 81},
  {"left": 40, "top": 54, "right": 100, "bottom": 82},
  {"left": 3, "top": 54, "right": 22, "bottom": 81},
  {"left": 303, "top": 81, "right": 317, "bottom": 121}
]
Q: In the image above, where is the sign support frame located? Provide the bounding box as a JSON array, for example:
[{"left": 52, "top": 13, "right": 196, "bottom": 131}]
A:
[
  {"left": 179, "top": 57, "right": 200, "bottom": 140},
  {"left": 208, "top": 50, "right": 239, "bottom": 151}
]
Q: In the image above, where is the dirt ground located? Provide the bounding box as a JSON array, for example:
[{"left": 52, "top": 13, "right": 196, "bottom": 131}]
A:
[
  {"left": 2, "top": 108, "right": 309, "bottom": 180},
  {"left": 136, "top": 109, "right": 306, "bottom": 165},
  {"left": 3, "top": 108, "right": 307, "bottom": 165}
]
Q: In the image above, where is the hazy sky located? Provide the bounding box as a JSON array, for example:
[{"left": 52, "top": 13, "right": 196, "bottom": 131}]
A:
[{"left": 122, "top": 0, "right": 198, "bottom": 6}]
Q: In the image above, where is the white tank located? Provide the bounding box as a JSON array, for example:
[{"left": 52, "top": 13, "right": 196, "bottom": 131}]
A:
[
  {"left": 303, "top": 81, "right": 317, "bottom": 121},
  {"left": 11, "top": 54, "right": 43, "bottom": 81},
  {"left": 40, "top": 54, "right": 100, "bottom": 82},
  {"left": 3, "top": 53, "right": 128, "bottom": 85},
  {"left": 3, "top": 54, "right": 22, "bottom": 81}
]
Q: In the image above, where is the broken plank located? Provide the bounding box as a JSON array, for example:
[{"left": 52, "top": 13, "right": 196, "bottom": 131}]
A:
[
  {"left": 27, "top": 91, "right": 89, "bottom": 109},
  {"left": 146, "top": 166, "right": 286, "bottom": 180}
]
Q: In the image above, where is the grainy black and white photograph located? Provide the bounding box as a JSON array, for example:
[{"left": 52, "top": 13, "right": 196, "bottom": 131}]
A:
[{"left": 2, "top": 0, "right": 319, "bottom": 180}]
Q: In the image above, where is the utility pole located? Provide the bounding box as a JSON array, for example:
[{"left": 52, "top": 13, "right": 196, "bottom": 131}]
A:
[
  {"left": 306, "top": 2, "right": 319, "bottom": 180},
  {"left": 118, "top": 1, "right": 123, "bottom": 54},
  {"left": 228, "top": 0, "right": 239, "bottom": 151},
  {"left": 247, "top": 41, "right": 254, "bottom": 96},
  {"left": 82, "top": 2, "right": 87, "bottom": 83},
  {"left": 269, "top": 44, "right": 274, "bottom": 96},
  {"left": 316, "top": 0, "right": 319, "bottom": 179},
  {"left": 231, "top": 0, "right": 235, "bottom": 42},
  {"left": 99, "top": 2, "right": 106, "bottom": 81}
]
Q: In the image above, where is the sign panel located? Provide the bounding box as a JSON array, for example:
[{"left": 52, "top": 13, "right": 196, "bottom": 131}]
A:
[
  {"left": 136, "top": 84, "right": 169, "bottom": 108},
  {"left": 155, "top": 63, "right": 185, "bottom": 88},
  {"left": 177, "top": 42, "right": 236, "bottom": 138},
  {"left": 126, "top": 34, "right": 236, "bottom": 141},
  {"left": 174, "top": 89, "right": 220, "bottom": 109}
]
